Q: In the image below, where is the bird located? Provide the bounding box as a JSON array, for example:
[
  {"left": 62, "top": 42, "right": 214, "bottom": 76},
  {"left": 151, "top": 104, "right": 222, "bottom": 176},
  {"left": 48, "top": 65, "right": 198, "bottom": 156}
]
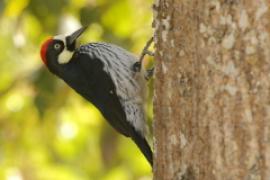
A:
[{"left": 40, "top": 27, "right": 153, "bottom": 166}]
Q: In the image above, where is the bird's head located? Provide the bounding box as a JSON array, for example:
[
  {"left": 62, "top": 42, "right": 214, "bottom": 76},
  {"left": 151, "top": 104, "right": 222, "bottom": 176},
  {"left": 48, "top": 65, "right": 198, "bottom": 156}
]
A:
[{"left": 40, "top": 27, "right": 87, "bottom": 72}]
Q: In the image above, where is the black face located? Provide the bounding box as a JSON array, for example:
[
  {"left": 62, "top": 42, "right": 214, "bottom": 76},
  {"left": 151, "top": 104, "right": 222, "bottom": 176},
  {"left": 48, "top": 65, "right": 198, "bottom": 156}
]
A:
[{"left": 46, "top": 40, "right": 65, "bottom": 74}]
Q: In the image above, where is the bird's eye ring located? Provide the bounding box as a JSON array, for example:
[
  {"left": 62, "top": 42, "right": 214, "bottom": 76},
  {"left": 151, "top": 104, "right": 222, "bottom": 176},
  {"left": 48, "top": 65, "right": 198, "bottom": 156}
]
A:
[{"left": 54, "top": 43, "right": 61, "bottom": 50}]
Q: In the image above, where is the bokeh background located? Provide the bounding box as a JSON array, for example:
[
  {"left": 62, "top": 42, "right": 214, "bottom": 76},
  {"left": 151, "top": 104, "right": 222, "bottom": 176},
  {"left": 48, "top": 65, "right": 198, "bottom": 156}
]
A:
[{"left": 0, "top": 0, "right": 153, "bottom": 179}]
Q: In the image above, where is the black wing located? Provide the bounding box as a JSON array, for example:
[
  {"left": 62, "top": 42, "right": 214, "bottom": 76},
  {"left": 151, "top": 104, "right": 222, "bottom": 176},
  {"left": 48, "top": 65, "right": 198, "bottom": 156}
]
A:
[
  {"left": 89, "top": 63, "right": 153, "bottom": 166},
  {"left": 59, "top": 53, "right": 153, "bottom": 166}
]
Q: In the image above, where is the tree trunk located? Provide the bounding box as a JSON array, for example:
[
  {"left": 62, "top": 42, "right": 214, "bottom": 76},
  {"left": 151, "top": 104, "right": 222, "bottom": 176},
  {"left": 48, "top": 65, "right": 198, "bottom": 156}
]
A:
[{"left": 153, "top": 0, "right": 270, "bottom": 179}]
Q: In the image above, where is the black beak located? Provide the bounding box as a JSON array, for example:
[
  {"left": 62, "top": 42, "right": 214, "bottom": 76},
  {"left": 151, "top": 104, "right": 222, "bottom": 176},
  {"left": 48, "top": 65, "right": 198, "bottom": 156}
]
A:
[{"left": 66, "top": 26, "right": 88, "bottom": 50}]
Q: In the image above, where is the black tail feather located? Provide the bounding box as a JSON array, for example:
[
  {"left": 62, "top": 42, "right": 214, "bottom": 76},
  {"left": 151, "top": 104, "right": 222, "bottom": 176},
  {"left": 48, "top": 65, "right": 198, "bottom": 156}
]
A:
[{"left": 131, "top": 132, "right": 153, "bottom": 167}]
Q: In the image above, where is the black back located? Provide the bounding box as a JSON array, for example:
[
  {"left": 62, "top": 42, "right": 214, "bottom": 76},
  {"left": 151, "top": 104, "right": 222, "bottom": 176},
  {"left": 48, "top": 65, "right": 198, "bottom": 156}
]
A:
[{"left": 48, "top": 51, "right": 153, "bottom": 166}]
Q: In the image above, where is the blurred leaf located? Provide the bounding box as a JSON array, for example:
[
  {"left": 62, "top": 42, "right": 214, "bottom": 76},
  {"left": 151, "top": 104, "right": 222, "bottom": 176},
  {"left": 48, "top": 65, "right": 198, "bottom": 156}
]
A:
[
  {"left": 4, "top": 0, "right": 29, "bottom": 17},
  {"left": 80, "top": 6, "right": 101, "bottom": 26},
  {"left": 101, "top": 0, "right": 134, "bottom": 38},
  {"left": 103, "top": 167, "right": 130, "bottom": 180},
  {"left": 33, "top": 69, "right": 58, "bottom": 117}
]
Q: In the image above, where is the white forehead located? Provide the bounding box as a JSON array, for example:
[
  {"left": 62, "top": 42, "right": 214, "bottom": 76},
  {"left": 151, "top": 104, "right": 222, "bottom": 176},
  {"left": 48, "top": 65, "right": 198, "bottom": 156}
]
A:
[{"left": 53, "top": 35, "right": 66, "bottom": 45}]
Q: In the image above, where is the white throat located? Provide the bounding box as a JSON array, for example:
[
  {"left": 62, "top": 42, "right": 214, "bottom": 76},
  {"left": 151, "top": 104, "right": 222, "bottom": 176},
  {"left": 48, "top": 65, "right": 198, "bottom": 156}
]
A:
[
  {"left": 54, "top": 35, "right": 74, "bottom": 64},
  {"left": 58, "top": 49, "right": 74, "bottom": 64}
]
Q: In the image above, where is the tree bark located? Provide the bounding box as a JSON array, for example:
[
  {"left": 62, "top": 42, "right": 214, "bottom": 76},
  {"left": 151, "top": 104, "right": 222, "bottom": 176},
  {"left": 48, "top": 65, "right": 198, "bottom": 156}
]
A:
[{"left": 153, "top": 0, "right": 270, "bottom": 179}]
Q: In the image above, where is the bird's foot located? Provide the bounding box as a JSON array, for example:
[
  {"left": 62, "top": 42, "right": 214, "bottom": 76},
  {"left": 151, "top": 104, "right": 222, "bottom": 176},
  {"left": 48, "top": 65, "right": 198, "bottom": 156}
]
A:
[
  {"left": 145, "top": 67, "right": 155, "bottom": 80},
  {"left": 132, "top": 62, "right": 141, "bottom": 72},
  {"left": 132, "top": 37, "right": 154, "bottom": 73}
]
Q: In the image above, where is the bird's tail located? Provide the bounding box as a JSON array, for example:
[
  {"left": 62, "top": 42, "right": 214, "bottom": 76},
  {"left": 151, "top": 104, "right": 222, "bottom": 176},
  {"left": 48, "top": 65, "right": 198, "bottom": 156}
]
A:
[{"left": 131, "top": 132, "right": 153, "bottom": 167}]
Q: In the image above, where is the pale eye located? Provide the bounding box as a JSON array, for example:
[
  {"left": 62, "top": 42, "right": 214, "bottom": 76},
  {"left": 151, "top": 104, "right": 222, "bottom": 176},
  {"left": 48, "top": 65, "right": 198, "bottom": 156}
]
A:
[{"left": 54, "top": 43, "right": 61, "bottom": 50}]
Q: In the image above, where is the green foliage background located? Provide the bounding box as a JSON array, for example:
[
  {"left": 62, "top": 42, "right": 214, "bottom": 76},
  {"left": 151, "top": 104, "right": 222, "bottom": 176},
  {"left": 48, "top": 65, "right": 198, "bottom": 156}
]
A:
[{"left": 0, "top": 0, "right": 153, "bottom": 179}]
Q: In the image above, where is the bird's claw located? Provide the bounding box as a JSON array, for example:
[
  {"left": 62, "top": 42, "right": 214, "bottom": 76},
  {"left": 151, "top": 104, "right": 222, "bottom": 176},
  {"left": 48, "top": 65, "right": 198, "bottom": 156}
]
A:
[
  {"left": 132, "top": 62, "right": 141, "bottom": 72},
  {"left": 145, "top": 67, "right": 155, "bottom": 80},
  {"left": 144, "top": 50, "right": 154, "bottom": 57},
  {"left": 132, "top": 37, "right": 154, "bottom": 73}
]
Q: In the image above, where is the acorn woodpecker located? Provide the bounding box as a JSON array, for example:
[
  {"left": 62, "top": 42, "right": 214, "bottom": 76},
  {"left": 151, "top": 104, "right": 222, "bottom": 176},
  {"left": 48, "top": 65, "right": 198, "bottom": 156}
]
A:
[{"left": 40, "top": 27, "right": 153, "bottom": 166}]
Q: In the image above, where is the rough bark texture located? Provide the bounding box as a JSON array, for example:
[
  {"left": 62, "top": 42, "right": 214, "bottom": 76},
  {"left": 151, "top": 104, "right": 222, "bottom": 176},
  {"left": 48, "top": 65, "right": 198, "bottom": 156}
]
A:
[{"left": 153, "top": 0, "right": 270, "bottom": 179}]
